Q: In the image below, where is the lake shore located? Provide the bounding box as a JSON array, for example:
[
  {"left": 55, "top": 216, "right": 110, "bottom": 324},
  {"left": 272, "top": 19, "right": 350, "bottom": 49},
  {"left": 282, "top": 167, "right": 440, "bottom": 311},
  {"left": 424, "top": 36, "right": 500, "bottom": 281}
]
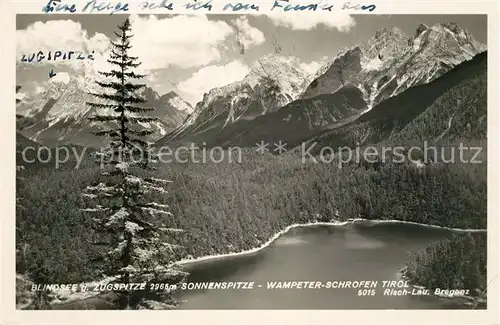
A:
[
  {"left": 397, "top": 267, "right": 487, "bottom": 309},
  {"left": 47, "top": 217, "right": 486, "bottom": 307},
  {"left": 175, "top": 218, "right": 487, "bottom": 266}
]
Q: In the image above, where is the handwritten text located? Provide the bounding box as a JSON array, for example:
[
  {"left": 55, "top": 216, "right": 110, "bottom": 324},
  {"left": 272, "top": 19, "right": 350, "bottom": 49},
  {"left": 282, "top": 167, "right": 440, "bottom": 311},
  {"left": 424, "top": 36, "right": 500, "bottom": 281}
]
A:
[
  {"left": 40, "top": 0, "right": 377, "bottom": 13},
  {"left": 223, "top": 2, "right": 259, "bottom": 11},
  {"left": 42, "top": 0, "right": 76, "bottom": 13},
  {"left": 20, "top": 51, "right": 95, "bottom": 63},
  {"left": 185, "top": 0, "right": 213, "bottom": 11},
  {"left": 140, "top": 0, "right": 174, "bottom": 10},
  {"left": 82, "top": 0, "right": 129, "bottom": 14}
]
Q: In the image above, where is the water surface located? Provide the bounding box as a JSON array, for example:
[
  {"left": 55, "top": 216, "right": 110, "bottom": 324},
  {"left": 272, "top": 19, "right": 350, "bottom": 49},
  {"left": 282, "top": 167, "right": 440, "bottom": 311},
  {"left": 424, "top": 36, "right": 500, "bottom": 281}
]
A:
[{"left": 177, "top": 222, "right": 467, "bottom": 309}]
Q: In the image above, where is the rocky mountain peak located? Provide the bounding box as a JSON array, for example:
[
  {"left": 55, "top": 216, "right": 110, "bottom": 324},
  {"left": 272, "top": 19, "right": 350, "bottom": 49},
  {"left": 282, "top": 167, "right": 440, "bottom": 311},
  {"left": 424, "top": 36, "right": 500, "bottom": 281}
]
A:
[
  {"left": 415, "top": 23, "right": 429, "bottom": 37},
  {"left": 302, "top": 21, "right": 486, "bottom": 109},
  {"left": 409, "top": 21, "right": 486, "bottom": 54},
  {"left": 160, "top": 91, "right": 193, "bottom": 113},
  {"left": 302, "top": 26, "right": 408, "bottom": 100},
  {"left": 162, "top": 90, "right": 180, "bottom": 99},
  {"left": 245, "top": 55, "right": 307, "bottom": 90},
  {"left": 373, "top": 26, "right": 406, "bottom": 40},
  {"left": 160, "top": 55, "right": 313, "bottom": 144},
  {"left": 17, "top": 75, "right": 191, "bottom": 147},
  {"left": 137, "top": 86, "right": 160, "bottom": 101},
  {"left": 362, "top": 27, "right": 408, "bottom": 61},
  {"left": 196, "top": 54, "right": 310, "bottom": 113},
  {"left": 439, "top": 21, "right": 468, "bottom": 34}
]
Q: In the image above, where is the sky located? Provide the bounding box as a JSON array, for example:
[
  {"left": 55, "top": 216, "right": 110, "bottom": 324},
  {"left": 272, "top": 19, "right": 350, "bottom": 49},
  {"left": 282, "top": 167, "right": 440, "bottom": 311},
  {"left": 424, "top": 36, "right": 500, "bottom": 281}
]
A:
[{"left": 16, "top": 14, "right": 487, "bottom": 108}]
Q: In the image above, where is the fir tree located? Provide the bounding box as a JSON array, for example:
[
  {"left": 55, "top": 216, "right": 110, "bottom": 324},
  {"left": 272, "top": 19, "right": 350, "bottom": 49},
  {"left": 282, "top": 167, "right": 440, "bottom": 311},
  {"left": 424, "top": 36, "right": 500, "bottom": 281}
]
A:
[{"left": 82, "top": 18, "right": 187, "bottom": 310}]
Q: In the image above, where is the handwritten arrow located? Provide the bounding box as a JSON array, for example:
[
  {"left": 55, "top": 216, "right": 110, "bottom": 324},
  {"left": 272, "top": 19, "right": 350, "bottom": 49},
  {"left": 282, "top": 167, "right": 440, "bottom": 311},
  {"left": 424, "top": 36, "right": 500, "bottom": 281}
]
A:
[{"left": 48, "top": 69, "right": 56, "bottom": 78}]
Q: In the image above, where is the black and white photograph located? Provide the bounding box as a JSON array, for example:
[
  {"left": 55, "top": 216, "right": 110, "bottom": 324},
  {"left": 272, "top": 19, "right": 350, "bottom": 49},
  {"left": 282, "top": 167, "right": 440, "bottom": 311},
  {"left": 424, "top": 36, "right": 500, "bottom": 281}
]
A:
[{"left": 14, "top": 12, "right": 488, "bottom": 310}]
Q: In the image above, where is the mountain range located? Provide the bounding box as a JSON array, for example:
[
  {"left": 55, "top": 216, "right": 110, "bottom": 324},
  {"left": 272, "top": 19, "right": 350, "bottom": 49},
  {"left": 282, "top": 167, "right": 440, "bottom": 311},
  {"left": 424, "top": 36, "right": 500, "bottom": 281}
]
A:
[
  {"left": 16, "top": 77, "right": 191, "bottom": 147},
  {"left": 302, "top": 23, "right": 485, "bottom": 107},
  {"left": 157, "top": 21, "right": 487, "bottom": 149},
  {"left": 303, "top": 50, "right": 487, "bottom": 157},
  {"left": 17, "top": 21, "right": 487, "bottom": 151}
]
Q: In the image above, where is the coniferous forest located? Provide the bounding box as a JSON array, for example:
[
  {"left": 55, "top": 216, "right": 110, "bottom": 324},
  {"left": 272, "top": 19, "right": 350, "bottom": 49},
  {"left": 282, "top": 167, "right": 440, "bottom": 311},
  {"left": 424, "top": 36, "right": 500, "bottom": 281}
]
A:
[{"left": 404, "top": 233, "right": 487, "bottom": 306}]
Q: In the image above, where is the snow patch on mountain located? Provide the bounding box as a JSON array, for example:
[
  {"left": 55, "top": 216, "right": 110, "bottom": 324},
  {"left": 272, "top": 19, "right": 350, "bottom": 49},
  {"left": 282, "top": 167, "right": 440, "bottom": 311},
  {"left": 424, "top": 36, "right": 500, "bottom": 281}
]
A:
[
  {"left": 17, "top": 76, "right": 190, "bottom": 146},
  {"left": 168, "top": 96, "right": 192, "bottom": 113},
  {"left": 245, "top": 55, "right": 310, "bottom": 101},
  {"left": 302, "top": 22, "right": 486, "bottom": 111},
  {"left": 362, "top": 57, "right": 383, "bottom": 71},
  {"left": 163, "top": 54, "right": 313, "bottom": 143}
]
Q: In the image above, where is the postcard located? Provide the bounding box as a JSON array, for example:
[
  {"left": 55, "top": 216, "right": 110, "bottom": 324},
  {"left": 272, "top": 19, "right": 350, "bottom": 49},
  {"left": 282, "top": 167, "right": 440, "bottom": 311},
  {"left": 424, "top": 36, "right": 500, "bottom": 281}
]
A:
[{"left": 1, "top": 0, "right": 499, "bottom": 324}]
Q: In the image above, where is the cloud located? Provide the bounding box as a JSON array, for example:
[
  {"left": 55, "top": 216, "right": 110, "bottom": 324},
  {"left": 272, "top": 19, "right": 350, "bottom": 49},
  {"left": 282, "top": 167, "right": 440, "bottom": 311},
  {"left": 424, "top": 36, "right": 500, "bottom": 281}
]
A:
[
  {"left": 15, "top": 16, "right": 237, "bottom": 71},
  {"left": 299, "top": 61, "right": 322, "bottom": 74},
  {"left": 16, "top": 91, "right": 27, "bottom": 101},
  {"left": 266, "top": 12, "right": 355, "bottom": 31},
  {"left": 233, "top": 17, "right": 266, "bottom": 49},
  {"left": 128, "top": 14, "right": 236, "bottom": 70},
  {"left": 34, "top": 85, "right": 46, "bottom": 94},
  {"left": 175, "top": 55, "right": 331, "bottom": 106},
  {"left": 299, "top": 56, "right": 330, "bottom": 74},
  {"left": 16, "top": 15, "right": 270, "bottom": 92},
  {"left": 49, "top": 72, "right": 71, "bottom": 84},
  {"left": 16, "top": 19, "right": 110, "bottom": 70},
  {"left": 176, "top": 61, "right": 250, "bottom": 106}
]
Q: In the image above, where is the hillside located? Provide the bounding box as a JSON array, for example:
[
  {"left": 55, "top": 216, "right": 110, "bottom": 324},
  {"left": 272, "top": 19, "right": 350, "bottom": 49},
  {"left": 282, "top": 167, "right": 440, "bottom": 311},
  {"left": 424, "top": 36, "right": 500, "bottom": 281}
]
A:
[
  {"left": 193, "top": 84, "right": 367, "bottom": 149},
  {"left": 160, "top": 23, "right": 485, "bottom": 150},
  {"left": 302, "top": 22, "right": 486, "bottom": 109},
  {"left": 304, "top": 51, "right": 487, "bottom": 153},
  {"left": 161, "top": 55, "right": 311, "bottom": 145}
]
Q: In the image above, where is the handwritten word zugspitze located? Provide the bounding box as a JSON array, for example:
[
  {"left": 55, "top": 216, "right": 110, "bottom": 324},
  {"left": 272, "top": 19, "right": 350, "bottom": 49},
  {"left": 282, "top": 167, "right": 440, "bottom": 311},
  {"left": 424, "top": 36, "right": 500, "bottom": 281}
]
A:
[{"left": 20, "top": 50, "right": 95, "bottom": 63}]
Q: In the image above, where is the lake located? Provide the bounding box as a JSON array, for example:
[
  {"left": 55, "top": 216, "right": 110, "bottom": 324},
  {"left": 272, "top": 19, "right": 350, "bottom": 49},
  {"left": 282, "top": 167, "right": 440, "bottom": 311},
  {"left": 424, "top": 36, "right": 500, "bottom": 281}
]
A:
[
  {"left": 176, "top": 222, "right": 469, "bottom": 309},
  {"left": 53, "top": 221, "right": 477, "bottom": 309}
]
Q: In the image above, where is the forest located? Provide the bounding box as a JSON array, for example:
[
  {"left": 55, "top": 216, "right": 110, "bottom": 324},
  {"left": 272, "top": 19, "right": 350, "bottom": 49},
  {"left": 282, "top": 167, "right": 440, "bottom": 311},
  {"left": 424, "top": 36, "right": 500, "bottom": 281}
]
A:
[
  {"left": 404, "top": 233, "right": 487, "bottom": 305},
  {"left": 16, "top": 145, "right": 487, "bottom": 286}
]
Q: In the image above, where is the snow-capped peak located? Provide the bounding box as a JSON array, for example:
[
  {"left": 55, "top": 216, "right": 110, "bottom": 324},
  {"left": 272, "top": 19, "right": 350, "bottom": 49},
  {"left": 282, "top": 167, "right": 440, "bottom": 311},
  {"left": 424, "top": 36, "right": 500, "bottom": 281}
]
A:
[
  {"left": 244, "top": 54, "right": 309, "bottom": 101},
  {"left": 415, "top": 23, "right": 429, "bottom": 37},
  {"left": 302, "top": 21, "right": 486, "bottom": 108},
  {"left": 161, "top": 91, "right": 193, "bottom": 113},
  {"left": 161, "top": 55, "right": 313, "bottom": 142},
  {"left": 17, "top": 74, "right": 190, "bottom": 147},
  {"left": 410, "top": 22, "right": 486, "bottom": 53}
]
